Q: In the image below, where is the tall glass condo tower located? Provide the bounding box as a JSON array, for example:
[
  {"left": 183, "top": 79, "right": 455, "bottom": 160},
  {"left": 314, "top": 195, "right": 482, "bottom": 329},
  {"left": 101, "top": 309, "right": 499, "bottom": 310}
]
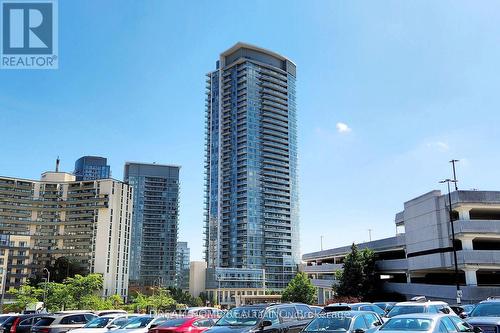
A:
[{"left": 204, "top": 43, "right": 299, "bottom": 289}]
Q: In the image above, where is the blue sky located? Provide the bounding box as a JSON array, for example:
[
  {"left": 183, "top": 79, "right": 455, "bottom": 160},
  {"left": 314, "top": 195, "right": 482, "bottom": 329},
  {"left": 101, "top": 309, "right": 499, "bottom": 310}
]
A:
[{"left": 1, "top": 0, "right": 500, "bottom": 260}]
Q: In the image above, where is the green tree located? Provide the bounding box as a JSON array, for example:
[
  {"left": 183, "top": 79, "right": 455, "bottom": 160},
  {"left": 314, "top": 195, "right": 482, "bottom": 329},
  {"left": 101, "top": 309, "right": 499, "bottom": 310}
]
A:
[
  {"left": 108, "top": 294, "right": 124, "bottom": 309},
  {"left": 41, "top": 282, "right": 72, "bottom": 312},
  {"left": 6, "top": 285, "right": 43, "bottom": 312},
  {"left": 281, "top": 272, "right": 316, "bottom": 304},
  {"left": 149, "top": 288, "right": 176, "bottom": 311},
  {"left": 334, "top": 243, "right": 376, "bottom": 300},
  {"left": 130, "top": 292, "right": 151, "bottom": 313},
  {"left": 64, "top": 274, "right": 104, "bottom": 309}
]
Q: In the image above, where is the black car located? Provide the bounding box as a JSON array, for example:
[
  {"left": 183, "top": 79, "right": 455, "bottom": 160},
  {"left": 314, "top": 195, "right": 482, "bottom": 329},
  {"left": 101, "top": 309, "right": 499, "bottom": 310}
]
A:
[
  {"left": 208, "top": 303, "right": 314, "bottom": 333},
  {"left": 0, "top": 315, "right": 47, "bottom": 333},
  {"left": 466, "top": 298, "right": 500, "bottom": 333}
]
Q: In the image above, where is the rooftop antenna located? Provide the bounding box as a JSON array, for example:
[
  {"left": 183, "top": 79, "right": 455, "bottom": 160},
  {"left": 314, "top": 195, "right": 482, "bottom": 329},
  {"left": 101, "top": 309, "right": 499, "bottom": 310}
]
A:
[
  {"left": 55, "top": 156, "right": 60, "bottom": 172},
  {"left": 449, "top": 159, "right": 459, "bottom": 191}
]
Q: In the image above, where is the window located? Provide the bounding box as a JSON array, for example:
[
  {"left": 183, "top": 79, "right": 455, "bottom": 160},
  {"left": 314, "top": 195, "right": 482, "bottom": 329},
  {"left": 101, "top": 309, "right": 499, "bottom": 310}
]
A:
[
  {"left": 263, "top": 309, "right": 280, "bottom": 325},
  {"left": 449, "top": 316, "right": 472, "bottom": 332},
  {"left": 61, "top": 315, "right": 87, "bottom": 324},
  {"left": 353, "top": 316, "right": 369, "bottom": 330},
  {"left": 279, "top": 306, "right": 297, "bottom": 322},
  {"left": 441, "top": 317, "right": 457, "bottom": 333},
  {"left": 19, "top": 318, "right": 33, "bottom": 326},
  {"left": 296, "top": 305, "right": 313, "bottom": 320},
  {"left": 363, "top": 313, "right": 381, "bottom": 328}
]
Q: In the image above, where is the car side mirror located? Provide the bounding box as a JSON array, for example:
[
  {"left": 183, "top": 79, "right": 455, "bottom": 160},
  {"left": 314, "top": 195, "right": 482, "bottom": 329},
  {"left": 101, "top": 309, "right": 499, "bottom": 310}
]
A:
[
  {"left": 260, "top": 320, "right": 273, "bottom": 329},
  {"left": 354, "top": 329, "right": 365, "bottom": 333},
  {"left": 473, "top": 327, "right": 482, "bottom": 333}
]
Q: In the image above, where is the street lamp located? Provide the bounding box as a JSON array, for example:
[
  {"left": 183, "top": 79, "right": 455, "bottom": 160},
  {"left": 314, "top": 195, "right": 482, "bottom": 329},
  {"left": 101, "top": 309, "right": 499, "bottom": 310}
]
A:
[
  {"left": 43, "top": 268, "right": 50, "bottom": 309},
  {"left": 439, "top": 179, "right": 461, "bottom": 304}
]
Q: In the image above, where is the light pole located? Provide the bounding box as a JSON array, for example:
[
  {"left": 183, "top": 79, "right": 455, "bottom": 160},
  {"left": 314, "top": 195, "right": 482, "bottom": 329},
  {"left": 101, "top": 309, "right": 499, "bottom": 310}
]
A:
[
  {"left": 449, "top": 160, "right": 459, "bottom": 191},
  {"left": 43, "top": 268, "right": 50, "bottom": 309},
  {"left": 439, "top": 179, "right": 461, "bottom": 304}
]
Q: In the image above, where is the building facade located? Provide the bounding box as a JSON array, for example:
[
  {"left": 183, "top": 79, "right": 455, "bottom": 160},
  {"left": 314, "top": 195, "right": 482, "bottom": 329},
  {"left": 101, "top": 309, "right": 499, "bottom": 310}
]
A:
[
  {"left": 124, "top": 162, "right": 180, "bottom": 289},
  {"left": 302, "top": 190, "right": 500, "bottom": 304},
  {"left": 74, "top": 156, "right": 111, "bottom": 181},
  {"left": 204, "top": 43, "right": 300, "bottom": 291},
  {"left": 176, "top": 241, "right": 190, "bottom": 290},
  {"left": 0, "top": 172, "right": 132, "bottom": 299}
]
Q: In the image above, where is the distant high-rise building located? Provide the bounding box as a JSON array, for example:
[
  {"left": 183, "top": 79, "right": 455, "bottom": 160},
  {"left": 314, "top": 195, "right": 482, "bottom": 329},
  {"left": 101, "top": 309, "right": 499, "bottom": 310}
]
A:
[
  {"left": 204, "top": 43, "right": 300, "bottom": 291},
  {"left": 176, "top": 241, "right": 190, "bottom": 290},
  {"left": 74, "top": 156, "right": 111, "bottom": 181},
  {"left": 0, "top": 171, "right": 133, "bottom": 299},
  {"left": 124, "top": 162, "right": 180, "bottom": 289}
]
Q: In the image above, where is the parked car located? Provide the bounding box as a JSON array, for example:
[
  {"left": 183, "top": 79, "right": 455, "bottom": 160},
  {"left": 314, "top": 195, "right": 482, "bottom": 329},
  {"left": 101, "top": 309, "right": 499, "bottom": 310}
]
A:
[
  {"left": 69, "top": 314, "right": 136, "bottom": 333},
  {"left": 207, "top": 303, "right": 314, "bottom": 333},
  {"left": 451, "top": 305, "right": 476, "bottom": 319},
  {"left": 378, "top": 313, "right": 480, "bottom": 333},
  {"left": 374, "top": 302, "right": 397, "bottom": 314},
  {"left": 349, "top": 303, "right": 386, "bottom": 317},
  {"left": 466, "top": 298, "right": 500, "bottom": 333},
  {"left": 0, "top": 314, "right": 47, "bottom": 333},
  {"left": 149, "top": 317, "right": 214, "bottom": 333},
  {"left": 93, "top": 311, "right": 128, "bottom": 318},
  {"left": 309, "top": 306, "right": 324, "bottom": 316},
  {"left": 185, "top": 308, "right": 224, "bottom": 318},
  {"left": 386, "top": 300, "right": 456, "bottom": 318},
  {"left": 0, "top": 315, "right": 17, "bottom": 326},
  {"left": 323, "top": 303, "right": 353, "bottom": 313},
  {"left": 112, "top": 316, "right": 171, "bottom": 333},
  {"left": 302, "top": 311, "right": 383, "bottom": 333},
  {"left": 31, "top": 313, "right": 97, "bottom": 333}
]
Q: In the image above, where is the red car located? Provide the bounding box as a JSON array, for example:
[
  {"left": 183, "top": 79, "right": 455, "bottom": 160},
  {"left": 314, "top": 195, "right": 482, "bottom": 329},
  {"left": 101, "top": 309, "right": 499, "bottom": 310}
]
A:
[{"left": 149, "top": 317, "right": 215, "bottom": 333}]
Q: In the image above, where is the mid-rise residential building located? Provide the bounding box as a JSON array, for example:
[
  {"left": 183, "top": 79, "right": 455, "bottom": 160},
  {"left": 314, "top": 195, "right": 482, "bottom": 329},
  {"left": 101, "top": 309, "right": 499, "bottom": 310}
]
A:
[
  {"left": 124, "top": 162, "right": 180, "bottom": 290},
  {"left": 204, "top": 42, "right": 300, "bottom": 292},
  {"left": 0, "top": 172, "right": 133, "bottom": 299},
  {"left": 302, "top": 190, "right": 500, "bottom": 304},
  {"left": 74, "top": 156, "right": 111, "bottom": 181},
  {"left": 176, "top": 241, "right": 190, "bottom": 290}
]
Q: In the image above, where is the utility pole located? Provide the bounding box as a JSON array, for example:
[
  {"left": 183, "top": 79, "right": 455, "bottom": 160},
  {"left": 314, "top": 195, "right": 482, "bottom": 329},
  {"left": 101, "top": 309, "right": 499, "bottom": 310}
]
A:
[
  {"left": 450, "top": 159, "right": 459, "bottom": 191},
  {"left": 440, "top": 179, "right": 461, "bottom": 304},
  {"left": 43, "top": 268, "right": 50, "bottom": 310}
]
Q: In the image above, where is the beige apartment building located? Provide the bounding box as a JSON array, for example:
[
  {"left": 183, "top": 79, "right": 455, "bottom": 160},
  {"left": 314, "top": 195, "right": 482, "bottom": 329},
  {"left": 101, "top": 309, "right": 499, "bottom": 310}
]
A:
[{"left": 0, "top": 171, "right": 133, "bottom": 299}]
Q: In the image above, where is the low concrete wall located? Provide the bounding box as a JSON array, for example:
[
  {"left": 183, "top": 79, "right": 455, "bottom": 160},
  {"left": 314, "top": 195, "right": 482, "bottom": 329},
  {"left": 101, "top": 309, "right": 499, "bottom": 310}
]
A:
[{"left": 384, "top": 282, "right": 500, "bottom": 303}]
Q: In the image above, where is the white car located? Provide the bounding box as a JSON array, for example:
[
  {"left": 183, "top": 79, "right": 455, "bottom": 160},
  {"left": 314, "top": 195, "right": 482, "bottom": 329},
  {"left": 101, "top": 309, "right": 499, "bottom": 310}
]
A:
[
  {"left": 386, "top": 300, "right": 456, "bottom": 318},
  {"left": 70, "top": 314, "right": 137, "bottom": 333},
  {"left": 111, "top": 316, "right": 171, "bottom": 333}
]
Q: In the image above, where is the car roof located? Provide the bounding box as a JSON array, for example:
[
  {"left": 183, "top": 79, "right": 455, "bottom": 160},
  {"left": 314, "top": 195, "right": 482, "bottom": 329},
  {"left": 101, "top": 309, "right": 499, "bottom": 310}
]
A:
[
  {"left": 319, "top": 310, "right": 376, "bottom": 316},
  {"left": 394, "top": 301, "right": 448, "bottom": 306},
  {"left": 387, "top": 313, "right": 449, "bottom": 319}
]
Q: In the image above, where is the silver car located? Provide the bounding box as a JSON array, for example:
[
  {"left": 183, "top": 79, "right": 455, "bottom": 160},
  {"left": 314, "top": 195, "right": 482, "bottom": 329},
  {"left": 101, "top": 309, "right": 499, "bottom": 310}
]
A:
[
  {"left": 111, "top": 316, "right": 171, "bottom": 333},
  {"left": 377, "top": 313, "right": 480, "bottom": 333}
]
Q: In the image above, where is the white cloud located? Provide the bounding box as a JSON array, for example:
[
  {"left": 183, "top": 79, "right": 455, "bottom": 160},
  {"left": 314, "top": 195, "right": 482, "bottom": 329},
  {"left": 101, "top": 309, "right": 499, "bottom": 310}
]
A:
[
  {"left": 426, "top": 141, "right": 449, "bottom": 152},
  {"left": 336, "top": 122, "right": 352, "bottom": 134}
]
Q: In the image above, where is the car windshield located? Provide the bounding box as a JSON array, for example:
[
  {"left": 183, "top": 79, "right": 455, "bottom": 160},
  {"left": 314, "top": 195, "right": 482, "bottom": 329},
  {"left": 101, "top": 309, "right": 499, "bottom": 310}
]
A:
[
  {"left": 84, "top": 317, "right": 112, "bottom": 328},
  {"left": 380, "top": 318, "right": 433, "bottom": 331},
  {"left": 304, "top": 314, "right": 352, "bottom": 332},
  {"left": 158, "top": 318, "right": 190, "bottom": 328},
  {"left": 387, "top": 306, "right": 425, "bottom": 318},
  {"left": 122, "top": 317, "right": 154, "bottom": 329},
  {"left": 462, "top": 305, "right": 475, "bottom": 313},
  {"left": 0, "top": 316, "right": 12, "bottom": 324},
  {"left": 470, "top": 303, "right": 500, "bottom": 317},
  {"left": 215, "top": 307, "right": 264, "bottom": 327}
]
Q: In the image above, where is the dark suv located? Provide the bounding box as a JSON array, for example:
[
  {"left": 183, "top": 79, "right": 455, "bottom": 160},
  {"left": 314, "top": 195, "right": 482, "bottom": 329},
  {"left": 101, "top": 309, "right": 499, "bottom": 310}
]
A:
[
  {"left": 208, "top": 303, "right": 314, "bottom": 333},
  {"left": 466, "top": 298, "right": 500, "bottom": 333},
  {"left": 0, "top": 314, "right": 47, "bottom": 333}
]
